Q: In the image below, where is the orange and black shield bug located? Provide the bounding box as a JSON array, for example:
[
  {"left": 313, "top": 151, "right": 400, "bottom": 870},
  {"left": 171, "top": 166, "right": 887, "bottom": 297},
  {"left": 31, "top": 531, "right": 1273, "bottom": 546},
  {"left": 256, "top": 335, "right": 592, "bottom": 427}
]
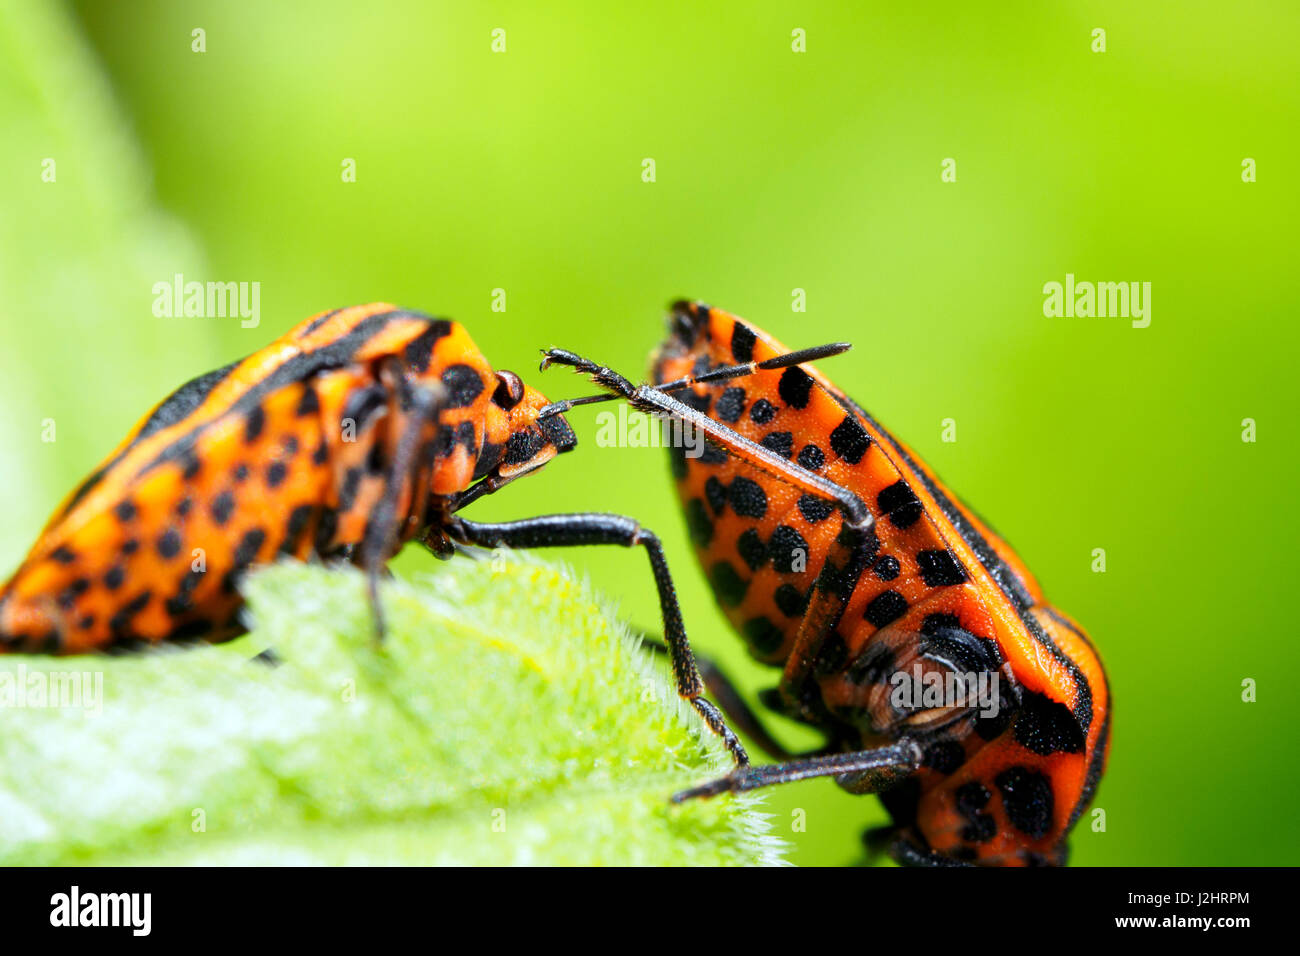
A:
[
  {"left": 539, "top": 300, "right": 1109, "bottom": 866},
  {"left": 0, "top": 301, "right": 757, "bottom": 767}
]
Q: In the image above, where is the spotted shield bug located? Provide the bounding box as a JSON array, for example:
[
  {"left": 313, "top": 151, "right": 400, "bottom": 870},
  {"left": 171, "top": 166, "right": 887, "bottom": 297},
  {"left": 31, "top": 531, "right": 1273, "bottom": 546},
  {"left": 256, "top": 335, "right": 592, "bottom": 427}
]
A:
[
  {"left": 0, "top": 301, "right": 770, "bottom": 765},
  {"left": 540, "top": 300, "right": 1110, "bottom": 866}
]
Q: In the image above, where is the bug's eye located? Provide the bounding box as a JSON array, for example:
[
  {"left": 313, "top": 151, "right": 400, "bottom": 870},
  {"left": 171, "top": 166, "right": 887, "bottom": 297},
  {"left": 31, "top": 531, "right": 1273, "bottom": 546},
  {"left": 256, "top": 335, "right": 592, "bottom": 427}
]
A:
[{"left": 492, "top": 370, "right": 525, "bottom": 409}]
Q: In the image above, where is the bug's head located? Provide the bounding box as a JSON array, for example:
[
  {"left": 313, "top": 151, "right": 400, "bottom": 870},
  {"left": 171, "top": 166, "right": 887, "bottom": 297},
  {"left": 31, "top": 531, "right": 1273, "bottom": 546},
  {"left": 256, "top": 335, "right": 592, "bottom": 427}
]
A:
[{"left": 483, "top": 369, "right": 577, "bottom": 481}]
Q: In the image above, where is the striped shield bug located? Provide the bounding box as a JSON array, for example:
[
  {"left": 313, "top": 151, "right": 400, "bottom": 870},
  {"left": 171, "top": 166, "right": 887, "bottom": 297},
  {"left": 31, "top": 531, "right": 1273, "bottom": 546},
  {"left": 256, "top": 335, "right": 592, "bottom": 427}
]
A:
[{"left": 538, "top": 300, "right": 1110, "bottom": 866}]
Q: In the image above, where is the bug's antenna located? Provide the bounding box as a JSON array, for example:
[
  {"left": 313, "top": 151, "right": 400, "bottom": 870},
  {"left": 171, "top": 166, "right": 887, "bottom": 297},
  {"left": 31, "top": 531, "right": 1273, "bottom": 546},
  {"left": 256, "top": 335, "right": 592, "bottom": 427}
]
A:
[{"left": 537, "top": 340, "right": 851, "bottom": 420}]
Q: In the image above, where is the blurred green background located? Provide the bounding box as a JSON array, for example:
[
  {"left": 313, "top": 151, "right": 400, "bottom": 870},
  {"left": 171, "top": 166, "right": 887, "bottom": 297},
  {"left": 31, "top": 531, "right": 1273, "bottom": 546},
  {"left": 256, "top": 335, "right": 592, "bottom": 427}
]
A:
[{"left": 2, "top": 1, "right": 1296, "bottom": 865}]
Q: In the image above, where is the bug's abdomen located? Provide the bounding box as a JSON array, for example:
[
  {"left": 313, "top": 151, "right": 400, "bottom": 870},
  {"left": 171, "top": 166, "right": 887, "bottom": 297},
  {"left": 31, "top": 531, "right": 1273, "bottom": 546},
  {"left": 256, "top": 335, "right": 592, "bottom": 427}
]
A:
[{"left": 0, "top": 380, "right": 336, "bottom": 653}]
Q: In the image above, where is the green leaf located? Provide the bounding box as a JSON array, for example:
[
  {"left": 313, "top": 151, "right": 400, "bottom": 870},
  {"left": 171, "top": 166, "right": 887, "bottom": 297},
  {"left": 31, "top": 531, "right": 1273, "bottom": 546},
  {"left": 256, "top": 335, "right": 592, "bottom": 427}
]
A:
[{"left": 0, "top": 557, "right": 785, "bottom": 865}]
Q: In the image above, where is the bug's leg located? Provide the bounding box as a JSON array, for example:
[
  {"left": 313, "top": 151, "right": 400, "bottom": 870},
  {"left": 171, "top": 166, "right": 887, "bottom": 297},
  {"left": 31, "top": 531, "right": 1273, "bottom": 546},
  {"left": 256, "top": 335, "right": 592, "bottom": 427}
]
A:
[
  {"left": 360, "top": 365, "right": 445, "bottom": 639},
  {"left": 444, "top": 512, "right": 749, "bottom": 767},
  {"left": 637, "top": 634, "right": 802, "bottom": 761},
  {"left": 671, "top": 738, "right": 921, "bottom": 802}
]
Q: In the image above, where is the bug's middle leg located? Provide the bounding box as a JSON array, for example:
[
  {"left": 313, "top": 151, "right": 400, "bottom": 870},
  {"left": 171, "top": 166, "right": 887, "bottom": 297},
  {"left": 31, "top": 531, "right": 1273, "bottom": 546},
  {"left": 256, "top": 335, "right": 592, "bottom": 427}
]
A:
[
  {"left": 359, "top": 362, "right": 446, "bottom": 638},
  {"left": 441, "top": 512, "right": 749, "bottom": 768}
]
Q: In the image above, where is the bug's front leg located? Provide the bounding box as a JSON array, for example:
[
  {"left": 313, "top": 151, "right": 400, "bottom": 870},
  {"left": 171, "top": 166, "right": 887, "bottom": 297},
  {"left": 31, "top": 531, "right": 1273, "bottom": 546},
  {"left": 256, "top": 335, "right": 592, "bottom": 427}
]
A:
[
  {"left": 441, "top": 512, "right": 749, "bottom": 768},
  {"left": 671, "top": 738, "right": 921, "bottom": 803}
]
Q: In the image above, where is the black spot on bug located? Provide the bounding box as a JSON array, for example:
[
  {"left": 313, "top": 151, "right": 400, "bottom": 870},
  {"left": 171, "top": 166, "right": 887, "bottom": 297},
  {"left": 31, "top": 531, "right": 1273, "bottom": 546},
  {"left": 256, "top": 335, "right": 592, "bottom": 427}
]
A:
[
  {"left": 955, "top": 782, "right": 991, "bottom": 816},
  {"left": 923, "top": 740, "right": 966, "bottom": 775},
  {"left": 441, "top": 364, "right": 485, "bottom": 408},
  {"left": 338, "top": 467, "right": 364, "bottom": 511},
  {"left": 78, "top": 614, "right": 95, "bottom": 631},
  {"left": 847, "top": 643, "right": 895, "bottom": 685},
  {"left": 503, "top": 429, "right": 544, "bottom": 466},
  {"left": 210, "top": 492, "right": 235, "bottom": 526},
  {"left": 667, "top": 444, "right": 687, "bottom": 480},
  {"left": 995, "top": 767, "right": 1054, "bottom": 839},
  {"left": 917, "top": 549, "right": 968, "bottom": 587},
  {"left": 180, "top": 447, "right": 202, "bottom": 480},
  {"left": 715, "top": 387, "right": 746, "bottom": 423},
  {"left": 57, "top": 577, "right": 90, "bottom": 609},
  {"left": 109, "top": 590, "right": 151, "bottom": 636},
  {"left": 452, "top": 420, "right": 479, "bottom": 457},
  {"left": 698, "top": 442, "right": 727, "bottom": 465},
  {"left": 877, "top": 480, "right": 922, "bottom": 529},
  {"left": 314, "top": 508, "right": 338, "bottom": 552},
  {"left": 778, "top": 366, "right": 814, "bottom": 409},
  {"left": 774, "top": 583, "right": 808, "bottom": 617},
  {"left": 796, "top": 443, "right": 825, "bottom": 471},
  {"left": 1014, "top": 689, "right": 1086, "bottom": 755},
  {"left": 281, "top": 435, "right": 299, "bottom": 457},
  {"left": 742, "top": 616, "right": 783, "bottom": 654},
  {"left": 731, "top": 322, "right": 756, "bottom": 362},
  {"left": 365, "top": 442, "right": 386, "bottom": 476},
  {"left": 296, "top": 385, "right": 320, "bottom": 417},
  {"left": 121, "top": 539, "right": 139, "bottom": 556},
  {"left": 728, "top": 476, "right": 767, "bottom": 518},
  {"left": 961, "top": 815, "right": 997, "bottom": 844},
  {"left": 281, "top": 504, "right": 314, "bottom": 554},
  {"left": 749, "top": 398, "right": 776, "bottom": 425},
  {"left": 974, "top": 699, "right": 1015, "bottom": 741},
  {"left": 267, "top": 460, "right": 289, "bottom": 487},
  {"left": 686, "top": 499, "right": 714, "bottom": 548},
  {"left": 921, "top": 612, "right": 961, "bottom": 635},
  {"left": 873, "top": 554, "right": 901, "bottom": 581},
  {"left": 234, "top": 528, "right": 266, "bottom": 567},
  {"left": 114, "top": 500, "right": 137, "bottom": 522},
  {"left": 704, "top": 476, "right": 728, "bottom": 514},
  {"left": 244, "top": 405, "right": 266, "bottom": 443},
  {"left": 175, "top": 497, "right": 193, "bottom": 518},
  {"left": 169, "top": 618, "right": 213, "bottom": 641},
  {"left": 768, "top": 525, "right": 808, "bottom": 574},
  {"left": 403, "top": 320, "right": 452, "bottom": 373},
  {"left": 232, "top": 463, "right": 250, "bottom": 483},
  {"left": 798, "top": 493, "right": 833, "bottom": 524},
  {"left": 165, "top": 567, "right": 205, "bottom": 617},
  {"left": 829, "top": 415, "right": 871, "bottom": 464},
  {"left": 864, "top": 589, "right": 908, "bottom": 628},
  {"left": 710, "top": 561, "right": 748, "bottom": 607},
  {"left": 736, "top": 528, "right": 768, "bottom": 571},
  {"left": 51, "top": 546, "right": 76, "bottom": 564},
  {"left": 813, "top": 632, "right": 848, "bottom": 676},
  {"left": 313, "top": 442, "right": 329, "bottom": 465},
  {"left": 223, "top": 528, "right": 267, "bottom": 594},
  {"left": 156, "top": 529, "right": 182, "bottom": 559},
  {"left": 760, "top": 431, "right": 793, "bottom": 459}
]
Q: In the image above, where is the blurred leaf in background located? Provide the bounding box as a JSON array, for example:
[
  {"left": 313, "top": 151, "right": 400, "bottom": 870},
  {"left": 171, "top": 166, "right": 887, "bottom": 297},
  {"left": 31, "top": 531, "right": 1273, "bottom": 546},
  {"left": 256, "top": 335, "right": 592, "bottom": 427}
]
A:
[{"left": 1, "top": 1, "right": 1296, "bottom": 864}]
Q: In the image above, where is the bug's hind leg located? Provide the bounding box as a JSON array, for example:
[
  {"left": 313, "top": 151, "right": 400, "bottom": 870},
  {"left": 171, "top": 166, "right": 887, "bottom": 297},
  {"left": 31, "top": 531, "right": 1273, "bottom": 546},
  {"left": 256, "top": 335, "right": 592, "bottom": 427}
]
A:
[
  {"left": 671, "top": 738, "right": 921, "bottom": 802},
  {"left": 444, "top": 512, "right": 749, "bottom": 768},
  {"left": 637, "top": 633, "right": 805, "bottom": 762}
]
